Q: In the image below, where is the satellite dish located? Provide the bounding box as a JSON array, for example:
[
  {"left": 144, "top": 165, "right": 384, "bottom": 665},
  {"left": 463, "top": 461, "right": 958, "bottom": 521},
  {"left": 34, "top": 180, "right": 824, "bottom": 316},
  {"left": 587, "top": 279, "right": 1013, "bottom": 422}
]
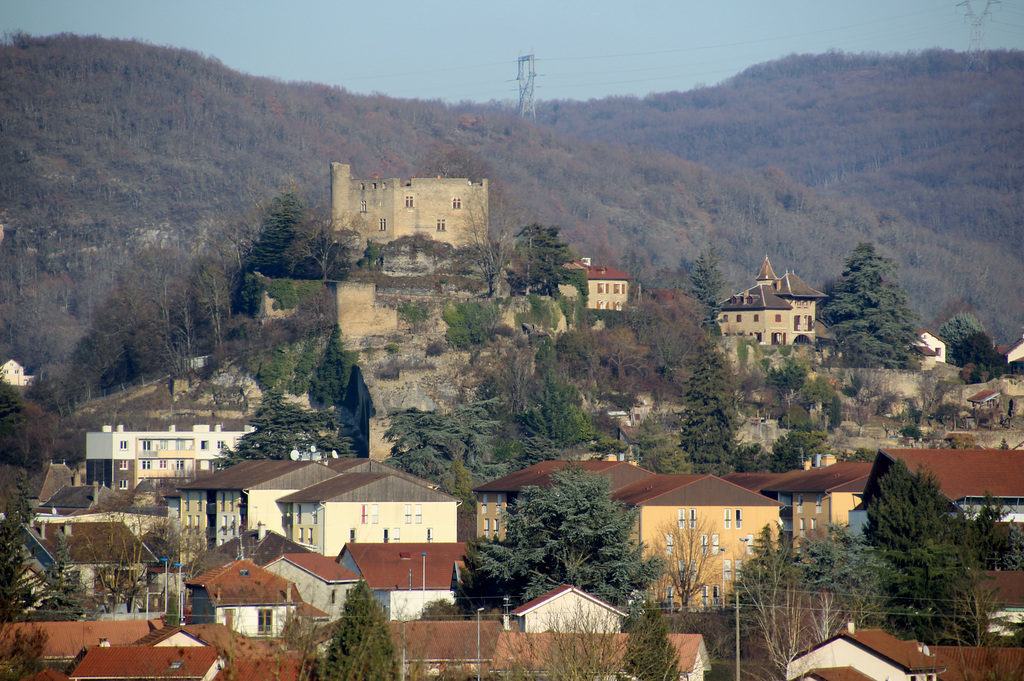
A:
[
  {"left": 290, "top": 449, "right": 300, "bottom": 461},
  {"left": 331, "top": 450, "right": 339, "bottom": 459},
  {"left": 310, "top": 445, "right": 317, "bottom": 452}
]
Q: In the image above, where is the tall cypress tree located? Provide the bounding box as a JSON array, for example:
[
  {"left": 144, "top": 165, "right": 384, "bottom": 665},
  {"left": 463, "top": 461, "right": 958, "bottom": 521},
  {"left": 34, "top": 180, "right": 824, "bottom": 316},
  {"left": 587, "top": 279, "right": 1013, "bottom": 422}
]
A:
[
  {"left": 319, "top": 580, "right": 397, "bottom": 681},
  {"left": 0, "top": 476, "right": 34, "bottom": 624},
  {"left": 686, "top": 245, "right": 726, "bottom": 329},
  {"left": 36, "top": 532, "right": 86, "bottom": 621},
  {"left": 678, "top": 336, "right": 738, "bottom": 476},
  {"left": 246, "top": 192, "right": 305, "bottom": 278}
]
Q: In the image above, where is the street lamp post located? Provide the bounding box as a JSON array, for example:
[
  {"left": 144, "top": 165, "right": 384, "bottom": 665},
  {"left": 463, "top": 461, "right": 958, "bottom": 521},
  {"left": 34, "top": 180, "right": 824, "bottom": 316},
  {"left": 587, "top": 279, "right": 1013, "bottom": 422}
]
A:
[
  {"left": 736, "top": 537, "right": 749, "bottom": 681},
  {"left": 173, "top": 562, "right": 182, "bottom": 625},
  {"left": 160, "top": 557, "right": 169, "bottom": 614},
  {"left": 477, "top": 607, "right": 484, "bottom": 681}
]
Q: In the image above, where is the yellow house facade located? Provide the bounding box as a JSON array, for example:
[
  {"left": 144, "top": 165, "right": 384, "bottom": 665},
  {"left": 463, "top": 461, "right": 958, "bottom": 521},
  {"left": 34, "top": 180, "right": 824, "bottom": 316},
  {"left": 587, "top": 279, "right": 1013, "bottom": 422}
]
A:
[
  {"left": 612, "top": 475, "right": 783, "bottom": 609},
  {"left": 719, "top": 257, "right": 826, "bottom": 345}
]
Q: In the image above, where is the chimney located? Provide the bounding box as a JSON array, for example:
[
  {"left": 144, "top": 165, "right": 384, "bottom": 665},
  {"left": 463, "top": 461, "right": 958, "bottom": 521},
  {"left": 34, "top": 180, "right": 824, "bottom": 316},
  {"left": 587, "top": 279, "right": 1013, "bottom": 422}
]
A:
[
  {"left": 846, "top": 620, "right": 855, "bottom": 635},
  {"left": 169, "top": 425, "right": 176, "bottom": 432},
  {"left": 63, "top": 523, "right": 72, "bottom": 536},
  {"left": 116, "top": 425, "right": 124, "bottom": 432},
  {"left": 99, "top": 638, "right": 110, "bottom": 647},
  {"left": 503, "top": 613, "right": 510, "bottom": 631},
  {"left": 257, "top": 522, "right": 266, "bottom": 541},
  {"left": 38, "top": 523, "right": 45, "bottom": 540},
  {"left": 287, "top": 583, "right": 293, "bottom": 603}
]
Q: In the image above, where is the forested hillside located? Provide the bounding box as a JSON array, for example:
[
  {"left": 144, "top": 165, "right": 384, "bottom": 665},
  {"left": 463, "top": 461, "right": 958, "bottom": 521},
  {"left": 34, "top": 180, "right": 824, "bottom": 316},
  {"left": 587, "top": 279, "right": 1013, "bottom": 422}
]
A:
[{"left": 2, "top": 34, "right": 1022, "bottom": 381}]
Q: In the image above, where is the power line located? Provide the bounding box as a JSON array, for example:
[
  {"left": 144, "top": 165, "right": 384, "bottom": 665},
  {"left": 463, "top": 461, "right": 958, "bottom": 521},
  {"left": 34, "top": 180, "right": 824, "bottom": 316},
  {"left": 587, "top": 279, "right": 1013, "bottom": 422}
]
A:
[
  {"left": 517, "top": 52, "right": 536, "bottom": 121},
  {"left": 959, "top": 0, "right": 1002, "bottom": 70}
]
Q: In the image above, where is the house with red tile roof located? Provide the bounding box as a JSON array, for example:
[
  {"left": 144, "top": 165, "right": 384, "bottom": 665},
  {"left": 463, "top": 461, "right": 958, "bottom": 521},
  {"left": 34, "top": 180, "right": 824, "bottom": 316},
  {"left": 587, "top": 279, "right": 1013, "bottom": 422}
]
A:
[
  {"left": 510, "top": 585, "right": 625, "bottom": 634},
  {"left": 982, "top": 570, "right": 1024, "bottom": 636},
  {"left": 185, "top": 559, "right": 316, "bottom": 637},
  {"left": 854, "top": 449, "right": 1024, "bottom": 531},
  {"left": 723, "top": 462, "right": 871, "bottom": 545},
  {"left": 69, "top": 645, "right": 222, "bottom": 680},
  {"left": 264, "top": 553, "right": 361, "bottom": 620},
  {"left": 338, "top": 542, "right": 465, "bottom": 620},
  {"left": 719, "top": 256, "right": 826, "bottom": 346},
  {"left": 564, "top": 259, "right": 632, "bottom": 310},
  {"left": 390, "top": 620, "right": 503, "bottom": 679},
  {"left": 2, "top": 620, "right": 162, "bottom": 667},
  {"left": 787, "top": 624, "right": 947, "bottom": 680},
  {"left": 916, "top": 330, "right": 948, "bottom": 366},
  {"left": 472, "top": 460, "right": 654, "bottom": 540}
]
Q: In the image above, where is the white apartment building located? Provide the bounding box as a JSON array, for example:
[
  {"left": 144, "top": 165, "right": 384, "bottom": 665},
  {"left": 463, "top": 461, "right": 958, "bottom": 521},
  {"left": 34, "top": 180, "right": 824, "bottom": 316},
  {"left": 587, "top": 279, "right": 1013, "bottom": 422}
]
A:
[{"left": 85, "top": 424, "right": 253, "bottom": 491}]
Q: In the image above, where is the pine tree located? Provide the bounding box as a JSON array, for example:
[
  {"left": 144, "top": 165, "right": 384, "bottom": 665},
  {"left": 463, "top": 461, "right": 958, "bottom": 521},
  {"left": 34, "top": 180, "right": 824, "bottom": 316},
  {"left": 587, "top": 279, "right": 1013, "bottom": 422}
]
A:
[
  {"left": 35, "top": 532, "right": 86, "bottom": 621},
  {"left": 686, "top": 245, "right": 726, "bottom": 329},
  {"left": 0, "top": 476, "right": 34, "bottom": 624},
  {"left": 518, "top": 374, "right": 596, "bottom": 448},
  {"left": 246, "top": 191, "right": 305, "bottom": 278},
  {"left": 309, "top": 326, "right": 359, "bottom": 408},
  {"left": 678, "top": 336, "right": 738, "bottom": 476},
  {"left": 623, "top": 600, "right": 679, "bottom": 681},
  {"left": 820, "top": 242, "right": 918, "bottom": 369},
  {"left": 517, "top": 223, "right": 575, "bottom": 296},
  {"left": 226, "top": 391, "right": 352, "bottom": 462},
  {"left": 319, "top": 580, "right": 397, "bottom": 681}
]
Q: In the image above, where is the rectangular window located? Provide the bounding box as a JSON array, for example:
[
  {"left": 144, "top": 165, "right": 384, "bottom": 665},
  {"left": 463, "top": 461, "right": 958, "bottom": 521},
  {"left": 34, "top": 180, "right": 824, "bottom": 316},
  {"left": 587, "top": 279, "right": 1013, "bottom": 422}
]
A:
[
  {"left": 405, "top": 195, "right": 414, "bottom": 208},
  {"left": 415, "top": 504, "right": 422, "bottom": 523},
  {"left": 701, "top": 534, "right": 708, "bottom": 555},
  {"left": 797, "top": 494, "right": 804, "bottom": 513},
  {"left": 712, "top": 534, "right": 720, "bottom": 555},
  {"left": 496, "top": 494, "right": 503, "bottom": 515},
  {"left": 482, "top": 493, "right": 488, "bottom": 514},
  {"left": 484, "top": 518, "right": 491, "bottom": 538},
  {"left": 735, "top": 558, "right": 743, "bottom": 577},
  {"left": 142, "top": 441, "right": 153, "bottom": 451},
  {"left": 597, "top": 283, "right": 605, "bottom": 294},
  {"left": 371, "top": 504, "right": 379, "bottom": 524},
  {"left": 379, "top": 218, "right": 387, "bottom": 231},
  {"left": 296, "top": 507, "right": 303, "bottom": 525},
  {"left": 361, "top": 505, "right": 368, "bottom": 524},
  {"left": 405, "top": 504, "right": 412, "bottom": 524},
  {"left": 690, "top": 509, "right": 697, "bottom": 530},
  {"left": 811, "top": 519, "right": 817, "bottom": 531},
  {"left": 119, "top": 479, "right": 128, "bottom": 490},
  {"left": 299, "top": 527, "right": 304, "bottom": 543},
  {"left": 735, "top": 509, "right": 743, "bottom": 529},
  {"left": 119, "top": 460, "right": 130, "bottom": 470},
  {"left": 119, "top": 441, "right": 128, "bottom": 450},
  {"left": 159, "top": 460, "right": 167, "bottom": 469},
  {"left": 702, "top": 586, "right": 709, "bottom": 607},
  {"left": 724, "top": 508, "right": 732, "bottom": 529},
  {"left": 724, "top": 559, "right": 732, "bottom": 581},
  {"left": 665, "top": 534, "right": 674, "bottom": 556},
  {"left": 350, "top": 528, "right": 356, "bottom": 541},
  {"left": 736, "top": 314, "right": 742, "bottom": 322},
  {"left": 436, "top": 218, "right": 446, "bottom": 231},
  {"left": 713, "top": 585, "right": 721, "bottom": 606},
  {"left": 799, "top": 518, "right": 806, "bottom": 537},
  {"left": 494, "top": 519, "right": 499, "bottom": 536},
  {"left": 392, "top": 527, "right": 400, "bottom": 542},
  {"left": 775, "top": 314, "right": 783, "bottom": 323},
  {"left": 360, "top": 200, "right": 367, "bottom": 213},
  {"left": 816, "top": 494, "right": 823, "bottom": 514},
  {"left": 666, "top": 585, "right": 674, "bottom": 605},
  {"left": 217, "top": 441, "right": 226, "bottom": 450},
  {"left": 678, "top": 508, "right": 685, "bottom": 530},
  {"left": 176, "top": 459, "right": 185, "bottom": 470},
  {"left": 427, "top": 528, "right": 433, "bottom": 542},
  {"left": 452, "top": 197, "right": 462, "bottom": 209},
  {"left": 200, "top": 441, "right": 209, "bottom": 450},
  {"left": 383, "top": 528, "right": 389, "bottom": 543},
  {"left": 257, "top": 609, "right": 273, "bottom": 635},
  {"left": 746, "top": 534, "right": 754, "bottom": 554},
  {"left": 313, "top": 508, "right": 318, "bottom": 525},
  {"left": 141, "top": 460, "right": 152, "bottom": 470},
  {"left": 753, "top": 314, "right": 759, "bottom": 322}
]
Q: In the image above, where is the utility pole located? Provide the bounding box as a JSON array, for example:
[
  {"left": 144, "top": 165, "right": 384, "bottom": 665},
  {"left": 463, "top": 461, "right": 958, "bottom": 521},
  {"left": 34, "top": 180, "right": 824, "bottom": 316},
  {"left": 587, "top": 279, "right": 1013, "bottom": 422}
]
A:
[
  {"left": 517, "top": 52, "right": 536, "bottom": 120},
  {"left": 959, "top": 0, "right": 1000, "bottom": 71}
]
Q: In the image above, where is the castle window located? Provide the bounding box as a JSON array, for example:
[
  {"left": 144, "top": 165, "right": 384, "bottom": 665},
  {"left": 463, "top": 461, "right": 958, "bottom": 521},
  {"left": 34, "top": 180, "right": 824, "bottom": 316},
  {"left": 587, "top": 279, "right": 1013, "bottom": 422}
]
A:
[
  {"left": 722, "top": 315, "right": 729, "bottom": 322},
  {"left": 775, "top": 314, "right": 782, "bottom": 323},
  {"left": 379, "top": 218, "right": 387, "bottom": 231},
  {"left": 436, "top": 219, "right": 446, "bottom": 232},
  {"left": 736, "top": 314, "right": 742, "bottom": 322},
  {"left": 452, "top": 197, "right": 462, "bottom": 209},
  {"left": 615, "top": 302, "right": 622, "bottom": 311},
  {"left": 753, "top": 314, "right": 759, "bottom": 322},
  {"left": 360, "top": 200, "right": 367, "bottom": 213},
  {"left": 405, "top": 195, "right": 414, "bottom": 208},
  {"left": 372, "top": 183, "right": 377, "bottom": 189}
]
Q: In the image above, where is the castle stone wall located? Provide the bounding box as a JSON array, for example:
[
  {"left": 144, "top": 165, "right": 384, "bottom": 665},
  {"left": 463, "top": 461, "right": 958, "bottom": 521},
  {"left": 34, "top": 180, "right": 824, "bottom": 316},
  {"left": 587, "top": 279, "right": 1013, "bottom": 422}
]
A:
[{"left": 330, "top": 281, "right": 399, "bottom": 338}]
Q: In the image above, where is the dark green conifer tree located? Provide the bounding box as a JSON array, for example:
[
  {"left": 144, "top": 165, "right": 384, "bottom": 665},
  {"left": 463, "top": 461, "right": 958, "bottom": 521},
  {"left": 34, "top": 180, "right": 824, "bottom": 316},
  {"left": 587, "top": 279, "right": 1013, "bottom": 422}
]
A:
[
  {"left": 309, "top": 326, "right": 359, "bottom": 408},
  {"left": 517, "top": 224, "right": 575, "bottom": 296},
  {"left": 226, "top": 391, "right": 352, "bottom": 462},
  {"left": 0, "top": 476, "right": 35, "bottom": 624},
  {"left": 246, "top": 192, "right": 305, "bottom": 278},
  {"left": 686, "top": 245, "right": 726, "bottom": 329},
  {"left": 623, "top": 600, "right": 679, "bottom": 681},
  {"left": 678, "top": 336, "right": 738, "bottom": 475},
  {"left": 35, "top": 532, "right": 86, "bottom": 621},
  {"left": 319, "top": 580, "right": 397, "bottom": 681}
]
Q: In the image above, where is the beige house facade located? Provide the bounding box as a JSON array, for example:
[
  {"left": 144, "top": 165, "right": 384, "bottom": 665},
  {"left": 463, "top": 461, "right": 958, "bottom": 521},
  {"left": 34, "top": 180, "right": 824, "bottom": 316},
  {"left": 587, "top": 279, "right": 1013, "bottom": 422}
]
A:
[
  {"left": 510, "top": 585, "right": 626, "bottom": 634},
  {"left": 565, "top": 259, "right": 631, "bottom": 310},
  {"left": 612, "top": 474, "right": 783, "bottom": 609},
  {"left": 330, "top": 162, "right": 488, "bottom": 248},
  {"left": 1, "top": 359, "right": 33, "bottom": 386},
  {"left": 719, "top": 257, "right": 826, "bottom": 345}
]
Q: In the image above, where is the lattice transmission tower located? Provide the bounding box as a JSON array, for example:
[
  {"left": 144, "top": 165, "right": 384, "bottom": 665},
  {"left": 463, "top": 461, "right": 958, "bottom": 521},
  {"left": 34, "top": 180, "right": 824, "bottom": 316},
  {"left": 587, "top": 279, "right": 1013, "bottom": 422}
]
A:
[
  {"left": 959, "top": 0, "right": 1000, "bottom": 70},
  {"left": 518, "top": 52, "right": 536, "bottom": 120}
]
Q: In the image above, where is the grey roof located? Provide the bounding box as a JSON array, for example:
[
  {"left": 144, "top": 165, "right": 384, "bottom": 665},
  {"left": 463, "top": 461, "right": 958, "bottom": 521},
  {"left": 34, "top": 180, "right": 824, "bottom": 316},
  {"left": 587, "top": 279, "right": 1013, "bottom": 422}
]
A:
[
  {"left": 46, "top": 484, "right": 123, "bottom": 510},
  {"left": 202, "top": 529, "right": 313, "bottom": 568},
  {"left": 176, "top": 459, "right": 338, "bottom": 491},
  {"left": 278, "top": 473, "right": 457, "bottom": 504}
]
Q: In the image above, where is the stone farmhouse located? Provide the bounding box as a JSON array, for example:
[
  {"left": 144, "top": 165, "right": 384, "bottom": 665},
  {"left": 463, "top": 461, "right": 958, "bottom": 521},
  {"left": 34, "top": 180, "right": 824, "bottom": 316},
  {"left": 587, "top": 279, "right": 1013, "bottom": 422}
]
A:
[
  {"left": 564, "top": 258, "right": 631, "bottom": 311},
  {"left": 330, "top": 162, "right": 488, "bottom": 248},
  {"left": 719, "top": 256, "right": 826, "bottom": 345}
]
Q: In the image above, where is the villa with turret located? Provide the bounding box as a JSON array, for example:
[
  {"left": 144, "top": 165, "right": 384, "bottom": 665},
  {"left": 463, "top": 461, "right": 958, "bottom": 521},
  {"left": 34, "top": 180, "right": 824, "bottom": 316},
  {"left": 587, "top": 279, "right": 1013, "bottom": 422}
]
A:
[{"left": 718, "top": 257, "right": 826, "bottom": 345}]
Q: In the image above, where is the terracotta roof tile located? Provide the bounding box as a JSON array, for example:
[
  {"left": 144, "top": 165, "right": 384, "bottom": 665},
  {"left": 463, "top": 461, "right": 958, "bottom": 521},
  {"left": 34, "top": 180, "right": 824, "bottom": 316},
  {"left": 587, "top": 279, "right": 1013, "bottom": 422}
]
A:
[
  {"left": 612, "top": 474, "right": 783, "bottom": 507},
  {"left": 186, "top": 559, "right": 299, "bottom": 607},
  {"left": 3, "top": 620, "right": 161, "bottom": 659},
  {"left": 845, "top": 630, "right": 944, "bottom": 671},
  {"left": 510, "top": 585, "right": 626, "bottom": 617},
  {"left": 26, "top": 671, "right": 71, "bottom": 681},
  {"left": 202, "top": 529, "right": 311, "bottom": 568},
  {"left": 474, "top": 461, "right": 653, "bottom": 493},
  {"left": 757, "top": 463, "right": 872, "bottom": 494},
  {"left": 489, "top": 632, "right": 704, "bottom": 673},
  {"left": 215, "top": 657, "right": 304, "bottom": 681},
  {"left": 267, "top": 553, "right": 360, "bottom": 582},
  {"left": 983, "top": 570, "right": 1024, "bottom": 606},
  {"left": 341, "top": 542, "right": 465, "bottom": 590},
  {"left": 389, "top": 620, "right": 502, "bottom": 662},
  {"left": 880, "top": 449, "right": 1024, "bottom": 500},
  {"left": 176, "top": 460, "right": 330, "bottom": 491},
  {"left": 931, "top": 646, "right": 1024, "bottom": 681},
  {"left": 585, "top": 264, "right": 631, "bottom": 281},
  {"left": 802, "top": 667, "right": 875, "bottom": 681},
  {"left": 967, "top": 389, "right": 1001, "bottom": 404},
  {"left": 70, "top": 645, "right": 220, "bottom": 680}
]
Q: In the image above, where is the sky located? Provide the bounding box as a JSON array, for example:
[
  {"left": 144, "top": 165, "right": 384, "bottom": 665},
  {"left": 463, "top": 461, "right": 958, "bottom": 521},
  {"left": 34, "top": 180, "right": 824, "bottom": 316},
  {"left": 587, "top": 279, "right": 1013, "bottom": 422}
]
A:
[{"left": 4, "top": 0, "right": 1023, "bottom": 104}]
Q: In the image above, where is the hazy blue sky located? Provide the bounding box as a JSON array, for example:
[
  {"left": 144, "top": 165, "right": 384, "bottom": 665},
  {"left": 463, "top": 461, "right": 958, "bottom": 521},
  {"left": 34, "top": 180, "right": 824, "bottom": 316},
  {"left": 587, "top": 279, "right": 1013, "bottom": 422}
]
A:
[{"left": 5, "top": 0, "right": 1023, "bottom": 103}]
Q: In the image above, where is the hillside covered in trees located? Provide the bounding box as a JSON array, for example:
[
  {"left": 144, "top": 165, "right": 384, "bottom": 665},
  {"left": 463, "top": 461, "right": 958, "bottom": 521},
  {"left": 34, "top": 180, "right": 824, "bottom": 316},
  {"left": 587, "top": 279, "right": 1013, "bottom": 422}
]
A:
[{"left": 1, "top": 33, "right": 1023, "bottom": 384}]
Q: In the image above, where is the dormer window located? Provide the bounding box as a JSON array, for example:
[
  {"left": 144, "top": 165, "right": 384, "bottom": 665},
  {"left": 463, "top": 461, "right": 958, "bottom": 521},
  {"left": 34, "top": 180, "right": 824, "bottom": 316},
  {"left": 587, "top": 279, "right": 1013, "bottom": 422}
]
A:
[{"left": 239, "top": 569, "right": 250, "bottom": 577}]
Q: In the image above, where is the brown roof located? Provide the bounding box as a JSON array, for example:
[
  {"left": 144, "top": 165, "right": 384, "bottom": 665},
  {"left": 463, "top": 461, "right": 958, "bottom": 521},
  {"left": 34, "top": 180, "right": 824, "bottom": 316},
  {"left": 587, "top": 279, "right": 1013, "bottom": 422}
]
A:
[
  {"left": 878, "top": 449, "right": 1024, "bottom": 500},
  {"left": 776, "top": 272, "right": 826, "bottom": 298},
  {"left": 3, "top": 620, "right": 161, "bottom": 659},
  {"left": 842, "top": 630, "right": 944, "bottom": 672},
  {"left": 215, "top": 657, "right": 304, "bottom": 681},
  {"left": 932, "top": 646, "right": 1024, "bottom": 681},
  {"left": 490, "top": 632, "right": 703, "bottom": 674},
  {"left": 721, "top": 472, "right": 789, "bottom": 492},
  {"left": 40, "top": 522, "right": 156, "bottom": 565},
  {"left": 612, "top": 474, "right": 783, "bottom": 507},
  {"left": 967, "top": 389, "right": 1001, "bottom": 404},
  {"left": 26, "top": 671, "right": 71, "bottom": 681},
  {"left": 802, "top": 668, "right": 875, "bottom": 681},
  {"left": 389, "top": 620, "right": 502, "bottom": 662},
  {"left": 757, "top": 257, "right": 777, "bottom": 281},
  {"left": 586, "top": 264, "right": 631, "bottom": 281},
  {"left": 721, "top": 284, "right": 793, "bottom": 311},
  {"left": 267, "top": 553, "right": 360, "bottom": 582},
  {"left": 277, "top": 472, "right": 454, "bottom": 504},
  {"left": 186, "top": 559, "right": 299, "bottom": 607},
  {"left": 341, "top": 542, "right": 465, "bottom": 590},
  {"left": 70, "top": 645, "right": 220, "bottom": 680},
  {"left": 202, "top": 529, "right": 311, "bottom": 568},
  {"left": 176, "top": 460, "right": 335, "bottom": 491},
  {"left": 757, "top": 463, "right": 872, "bottom": 494},
  {"left": 474, "top": 461, "right": 654, "bottom": 494},
  {"left": 510, "top": 585, "right": 625, "bottom": 617},
  {"left": 984, "top": 570, "right": 1024, "bottom": 606}
]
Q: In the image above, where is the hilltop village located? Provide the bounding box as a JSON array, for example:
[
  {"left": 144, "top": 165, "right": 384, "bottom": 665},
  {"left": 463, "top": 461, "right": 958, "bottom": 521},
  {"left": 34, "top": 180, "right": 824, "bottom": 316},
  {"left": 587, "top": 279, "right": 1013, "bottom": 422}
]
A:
[{"left": 4, "top": 162, "right": 1024, "bottom": 681}]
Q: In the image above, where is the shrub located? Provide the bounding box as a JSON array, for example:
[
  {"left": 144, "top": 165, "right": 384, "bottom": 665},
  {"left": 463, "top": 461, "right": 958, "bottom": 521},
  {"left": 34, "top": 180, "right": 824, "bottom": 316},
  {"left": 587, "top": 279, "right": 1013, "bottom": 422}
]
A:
[
  {"left": 376, "top": 363, "right": 400, "bottom": 380},
  {"left": 899, "top": 424, "right": 923, "bottom": 439},
  {"left": 442, "top": 300, "right": 500, "bottom": 347},
  {"left": 267, "top": 279, "right": 298, "bottom": 310},
  {"left": 385, "top": 343, "right": 400, "bottom": 355},
  {"left": 397, "top": 301, "right": 431, "bottom": 330},
  {"left": 425, "top": 340, "right": 447, "bottom": 357}
]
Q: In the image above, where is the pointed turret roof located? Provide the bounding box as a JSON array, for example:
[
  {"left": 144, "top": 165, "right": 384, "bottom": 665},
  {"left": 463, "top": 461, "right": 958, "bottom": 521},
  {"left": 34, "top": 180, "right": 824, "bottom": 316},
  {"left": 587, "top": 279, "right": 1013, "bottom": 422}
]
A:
[{"left": 756, "top": 256, "right": 777, "bottom": 282}]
